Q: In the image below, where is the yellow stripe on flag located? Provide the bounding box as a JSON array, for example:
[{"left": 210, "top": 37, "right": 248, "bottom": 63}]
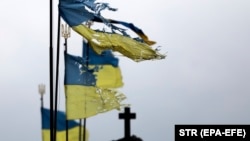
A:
[
  {"left": 94, "top": 65, "right": 123, "bottom": 88},
  {"left": 65, "top": 85, "right": 126, "bottom": 119}
]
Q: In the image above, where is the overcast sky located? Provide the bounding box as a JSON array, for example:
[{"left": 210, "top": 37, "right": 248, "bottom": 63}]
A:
[{"left": 0, "top": 0, "right": 250, "bottom": 141}]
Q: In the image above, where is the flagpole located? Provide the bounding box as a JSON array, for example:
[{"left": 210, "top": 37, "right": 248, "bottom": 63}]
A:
[
  {"left": 81, "top": 41, "right": 88, "bottom": 141},
  {"left": 82, "top": 21, "right": 92, "bottom": 141},
  {"left": 82, "top": 41, "right": 89, "bottom": 141},
  {"left": 54, "top": 12, "right": 62, "bottom": 141},
  {"left": 38, "top": 84, "right": 46, "bottom": 141},
  {"left": 83, "top": 118, "right": 87, "bottom": 141},
  {"left": 81, "top": 41, "right": 89, "bottom": 141},
  {"left": 49, "top": 0, "right": 54, "bottom": 141},
  {"left": 62, "top": 24, "right": 70, "bottom": 141},
  {"left": 79, "top": 119, "right": 82, "bottom": 141}
]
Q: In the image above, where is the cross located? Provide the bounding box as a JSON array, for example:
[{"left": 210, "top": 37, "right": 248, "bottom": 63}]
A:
[{"left": 119, "top": 107, "right": 136, "bottom": 139}]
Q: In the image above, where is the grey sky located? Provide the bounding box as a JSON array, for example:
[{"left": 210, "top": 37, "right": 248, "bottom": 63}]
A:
[{"left": 0, "top": 0, "right": 250, "bottom": 141}]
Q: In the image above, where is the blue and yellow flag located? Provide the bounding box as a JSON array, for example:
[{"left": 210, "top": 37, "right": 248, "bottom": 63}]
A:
[
  {"left": 58, "top": 0, "right": 165, "bottom": 62},
  {"left": 72, "top": 25, "right": 165, "bottom": 61},
  {"left": 64, "top": 42, "right": 126, "bottom": 119},
  {"left": 41, "top": 108, "right": 89, "bottom": 141},
  {"left": 65, "top": 42, "right": 123, "bottom": 88}
]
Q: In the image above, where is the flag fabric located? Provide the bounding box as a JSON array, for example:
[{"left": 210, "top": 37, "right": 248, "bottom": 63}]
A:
[
  {"left": 65, "top": 42, "right": 123, "bottom": 88},
  {"left": 72, "top": 24, "right": 165, "bottom": 62},
  {"left": 41, "top": 108, "right": 89, "bottom": 141},
  {"left": 92, "top": 17, "right": 156, "bottom": 45},
  {"left": 64, "top": 85, "right": 125, "bottom": 119},
  {"left": 64, "top": 42, "right": 126, "bottom": 119},
  {"left": 58, "top": 0, "right": 117, "bottom": 27},
  {"left": 58, "top": 0, "right": 95, "bottom": 27},
  {"left": 58, "top": 0, "right": 165, "bottom": 62}
]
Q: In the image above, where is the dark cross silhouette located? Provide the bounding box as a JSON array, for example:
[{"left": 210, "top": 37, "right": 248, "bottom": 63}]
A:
[{"left": 119, "top": 107, "right": 136, "bottom": 139}]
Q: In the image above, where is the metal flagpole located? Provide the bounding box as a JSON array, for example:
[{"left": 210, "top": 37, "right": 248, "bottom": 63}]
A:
[
  {"left": 82, "top": 41, "right": 89, "bottom": 141},
  {"left": 49, "top": 0, "right": 54, "bottom": 140},
  {"left": 82, "top": 21, "right": 93, "bottom": 141},
  {"left": 39, "top": 84, "right": 46, "bottom": 141},
  {"left": 79, "top": 119, "right": 82, "bottom": 141},
  {"left": 83, "top": 118, "right": 86, "bottom": 141},
  {"left": 54, "top": 11, "right": 62, "bottom": 141},
  {"left": 62, "top": 24, "right": 71, "bottom": 141},
  {"left": 81, "top": 38, "right": 87, "bottom": 141}
]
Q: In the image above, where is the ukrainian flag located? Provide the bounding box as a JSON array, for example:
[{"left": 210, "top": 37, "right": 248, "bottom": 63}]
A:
[
  {"left": 64, "top": 42, "right": 126, "bottom": 119},
  {"left": 72, "top": 25, "right": 165, "bottom": 61},
  {"left": 58, "top": 0, "right": 165, "bottom": 62},
  {"left": 65, "top": 42, "right": 123, "bottom": 88},
  {"left": 41, "top": 108, "right": 89, "bottom": 141}
]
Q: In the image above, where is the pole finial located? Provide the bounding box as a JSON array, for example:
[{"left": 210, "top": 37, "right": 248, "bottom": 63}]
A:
[
  {"left": 38, "top": 84, "right": 46, "bottom": 96},
  {"left": 61, "top": 24, "right": 71, "bottom": 39}
]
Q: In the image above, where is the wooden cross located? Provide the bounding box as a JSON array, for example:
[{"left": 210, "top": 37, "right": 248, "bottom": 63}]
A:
[{"left": 119, "top": 107, "right": 136, "bottom": 139}]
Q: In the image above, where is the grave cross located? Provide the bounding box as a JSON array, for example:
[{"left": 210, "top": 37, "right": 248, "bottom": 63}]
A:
[{"left": 119, "top": 107, "right": 136, "bottom": 139}]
